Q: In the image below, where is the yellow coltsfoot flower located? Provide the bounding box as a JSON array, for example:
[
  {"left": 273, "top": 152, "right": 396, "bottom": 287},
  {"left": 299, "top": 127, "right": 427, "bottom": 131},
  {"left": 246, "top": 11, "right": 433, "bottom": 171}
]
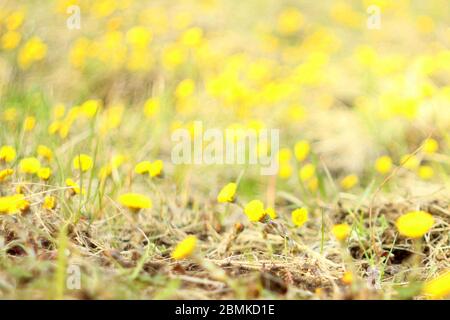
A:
[
  {"left": 118, "top": 193, "right": 152, "bottom": 212},
  {"left": 19, "top": 157, "right": 41, "bottom": 174},
  {"left": 0, "top": 169, "right": 14, "bottom": 182},
  {"left": 291, "top": 207, "right": 309, "bottom": 227},
  {"left": 171, "top": 235, "right": 197, "bottom": 260},
  {"left": 0, "top": 194, "right": 30, "bottom": 214},
  {"left": 66, "top": 178, "right": 85, "bottom": 195},
  {"left": 331, "top": 223, "right": 351, "bottom": 241},
  {"left": 375, "top": 155, "right": 393, "bottom": 175},
  {"left": 73, "top": 154, "right": 93, "bottom": 172},
  {"left": 340, "top": 174, "right": 359, "bottom": 190},
  {"left": 43, "top": 195, "right": 56, "bottom": 210},
  {"left": 244, "top": 200, "right": 267, "bottom": 222},
  {"left": 422, "top": 271, "right": 450, "bottom": 299},
  {"left": 396, "top": 211, "right": 434, "bottom": 238},
  {"left": 37, "top": 145, "right": 53, "bottom": 161},
  {"left": 294, "top": 140, "right": 310, "bottom": 162},
  {"left": 0, "top": 145, "right": 17, "bottom": 163},
  {"left": 217, "top": 182, "right": 237, "bottom": 203},
  {"left": 37, "top": 167, "right": 52, "bottom": 181}
]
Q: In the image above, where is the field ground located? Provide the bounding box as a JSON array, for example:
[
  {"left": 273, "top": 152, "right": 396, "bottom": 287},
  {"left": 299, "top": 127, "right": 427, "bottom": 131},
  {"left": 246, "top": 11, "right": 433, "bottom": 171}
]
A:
[{"left": 0, "top": 0, "right": 449, "bottom": 299}]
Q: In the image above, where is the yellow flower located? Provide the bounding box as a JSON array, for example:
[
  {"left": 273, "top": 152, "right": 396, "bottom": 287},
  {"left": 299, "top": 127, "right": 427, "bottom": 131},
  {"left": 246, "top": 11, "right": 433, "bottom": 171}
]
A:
[
  {"left": 3, "top": 108, "right": 17, "bottom": 122},
  {"left": 180, "top": 27, "right": 203, "bottom": 47},
  {"left": 294, "top": 140, "right": 310, "bottom": 162},
  {"left": 135, "top": 161, "right": 152, "bottom": 174},
  {"left": 37, "top": 167, "right": 52, "bottom": 180},
  {"left": 396, "top": 211, "right": 434, "bottom": 238},
  {"left": 0, "top": 145, "right": 17, "bottom": 163},
  {"left": 0, "top": 169, "right": 14, "bottom": 182},
  {"left": 423, "top": 138, "right": 439, "bottom": 154},
  {"left": 341, "top": 271, "right": 353, "bottom": 285},
  {"left": 175, "top": 79, "right": 195, "bottom": 100},
  {"left": 400, "top": 154, "right": 420, "bottom": 170},
  {"left": 277, "top": 7, "right": 304, "bottom": 35},
  {"left": 291, "top": 208, "right": 309, "bottom": 227},
  {"left": 118, "top": 193, "right": 152, "bottom": 211},
  {"left": 1, "top": 31, "right": 21, "bottom": 50},
  {"left": 278, "top": 163, "right": 293, "bottom": 179},
  {"left": 217, "top": 183, "right": 237, "bottom": 203},
  {"left": 244, "top": 200, "right": 267, "bottom": 222},
  {"left": 19, "top": 157, "right": 41, "bottom": 174},
  {"left": 43, "top": 196, "right": 56, "bottom": 210},
  {"left": 18, "top": 36, "right": 47, "bottom": 69},
  {"left": 171, "top": 235, "right": 197, "bottom": 260},
  {"left": 422, "top": 271, "right": 450, "bottom": 299},
  {"left": 126, "top": 26, "right": 152, "bottom": 49},
  {"left": 66, "top": 178, "right": 84, "bottom": 195},
  {"left": 148, "top": 160, "right": 164, "bottom": 178},
  {"left": 375, "top": 155, "right": 393, "bottom": 174},
  {"left": 266, "top": 207, "right": 277, "bottom": 219},
  {"left": 53, "top": 103, "right": 66, "bottom": 119},
  {"left": 340, "top": 174, "right": 359, "bottom": 190},
  {"left": 37, "top": 145, "right": 53, "bottom": 161},
  {"left": 332, "top": 223, "right": 351, "bottom": 241},
  {"left": 73, "top": 154, "right": 93, "bottom": 172},
  {"left": 23, "top": 116, "right": 36, "bottom": 132},
  {"left": 0, "top": 194, "right": 29, "bottom": 214},
  {"left": 6, "top": 10, "right": 25, "bottom": 31},
  {"left": 418, "top": 165, "right": 434, "bottom": 180},
  {"left": 299, "top": 163, "right": 316, "bottom": 182},
  {"left": 143, "top": 97, "right": 160, "bottom": 118},
  {"left": 277, "top": 148, "right": 292, "bottom": 163},
  {"left": 81, "top": 100, "right": 101, "bottom": 118}
]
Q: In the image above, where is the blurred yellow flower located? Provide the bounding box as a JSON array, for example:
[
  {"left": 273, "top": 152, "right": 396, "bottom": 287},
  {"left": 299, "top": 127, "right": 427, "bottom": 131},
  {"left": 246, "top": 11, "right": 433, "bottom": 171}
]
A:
[
  {"left": 265, "top": 207, "right": 277, "bottom": 219},
  {"left": 0, "top": 146, "right": 17, "bottom": 163},
  {"left": 19, "top": 157, "right": 41, "bottom": 174},
  {"left": 175, "top": 79, "right": 195, "bottom": 100},
  {"left": 375, "top": 156, "right": 393, "bottom": 175},
  {"left": 277, "top": 8, "right": 304, "bottom": 35},
  {"left": 341, "top": 271, "right": 353, "bottom": 285},
  {"left": 422, "top": 271, "right": 450, "bottom": 299},
  {"left": 118, "top": 193, "right": 152, "bottom": 211},
  {"left": 332, "top": 223, "right": 351, "bottom": 241},
  {"left": 181, "top": 27, "right": 203, "bottom": 47},
  {"left": 0, "top": 194, "right": 29, "bottom": 215},
  {"left": 23, "top": 116, "right": 36, "bottom": 132},
  {"left": 278, "top": 163, "right": 293, "bottom": 179},
  {"left": 291, "top": 208, "right": 308, "bottom": 227},
  {"left": 149, "top": 160, "right": 164, "bottom": 178},
  {"left": 294, "top": 140, "right": 310, "bottom": 162},
  {"left": 37, "top": 145, "right": 53, "bottom": 161},
  {"left": 6, "top": 10, "right": 25, "bottom": 31},
  {"left": 126, "top": 26, "right": 152, "bottom": 49},
  {"left": 171, "top": 235, "right": 197, "bottom": 260},
  {"left": 18, "top": 37, "right": 47, "bottom": 69},
  {"left": 81, "top": 100, "right": 101, "bottom": 118},
  {"left": 396, "top": 211, "right": 434, "bottom": 238},
  {"left": 299, "top": 163, "right": 316, "bottom": 182},
  {"left": 418, "top": 165, "right": 434, "bottom": 180},
  {"left": 43, "top": 195, "right": 56, "bottom": 210},
  {"left": 143, "top": 97, "right": 160, "bottom": 118},
  {"left": 1, "top": 31, "right": 21, "bottom": 50},
  {"left": 244, "top": 200, "right": 266, "bottom": 222},
  {"left": 0, "top": 169, "right": 14, "bottom": 182},
  {"left": 423, "top": 138, "right": 439, "bottom": 154},
  {"left": 37, "top": 167, "right": 51, "bottom": 180},
  {"left": 66, "top": 178, "right": 84, "bottom": 195},
  {"left": 340, "top": 174, "right": 359, "bottom": 190},
  {"left": 217, "top": 182, "right": 237, "bottom": 203},
  {"left": 73, "top": 154, "right": 93, "bottom": 172},
  {"left": 400, "top": 154, "right": 420, "bottom": 170}
]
